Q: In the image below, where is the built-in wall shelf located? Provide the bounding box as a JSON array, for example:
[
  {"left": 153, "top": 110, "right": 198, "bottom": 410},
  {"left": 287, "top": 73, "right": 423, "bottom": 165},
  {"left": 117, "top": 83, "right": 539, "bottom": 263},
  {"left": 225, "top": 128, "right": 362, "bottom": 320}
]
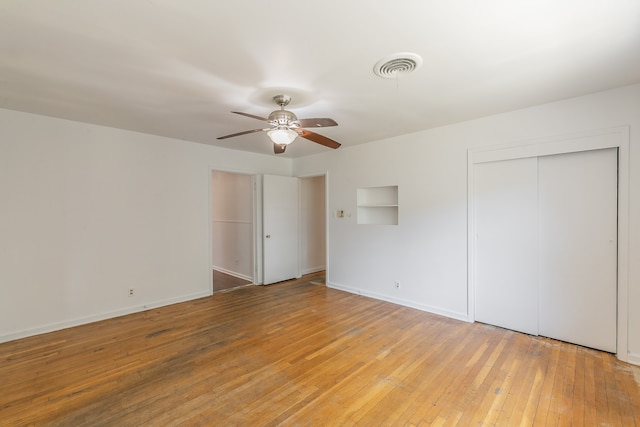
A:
[{"left": 357, "top": 185, "right": 398, "bottom": 225}]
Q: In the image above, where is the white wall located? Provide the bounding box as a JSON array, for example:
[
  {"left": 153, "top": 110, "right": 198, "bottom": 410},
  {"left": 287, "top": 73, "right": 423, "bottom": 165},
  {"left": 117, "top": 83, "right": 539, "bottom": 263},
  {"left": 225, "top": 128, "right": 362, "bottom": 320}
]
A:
[
  {"left": 0, "top": 109, "right": 291, "bottom": 342},
  {"left": 293, "top": 84, "right": 640, "bottom": 362},
  {"left": 3, "top": 84, "right": 639, "bottom": 362},
  {"left": 211, "top": 171, "right": 253, "bottom": 280},
  {"left": 300, "top": 175, "right": 326, "bottom": 274}
]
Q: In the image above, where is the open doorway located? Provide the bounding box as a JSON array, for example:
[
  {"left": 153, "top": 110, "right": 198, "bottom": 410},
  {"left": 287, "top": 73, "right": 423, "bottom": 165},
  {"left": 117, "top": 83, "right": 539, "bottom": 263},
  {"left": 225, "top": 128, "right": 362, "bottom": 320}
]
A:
[
  {"left": 211, "top": 170, "right": 254, "bottom": 292},
  {"left": 299, "top": 175, "right": 326, "bottom": 285}
]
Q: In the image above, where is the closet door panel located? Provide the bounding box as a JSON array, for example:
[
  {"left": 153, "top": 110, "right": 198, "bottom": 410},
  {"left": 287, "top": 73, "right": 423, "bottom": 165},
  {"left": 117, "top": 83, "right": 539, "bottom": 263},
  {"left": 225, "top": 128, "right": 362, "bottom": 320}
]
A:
[
  {"left": 474, "top": 158, "right": 539, "bottom": 335},
  {"left": 538, "top": 148, "right": 618, "bottom": 352}
]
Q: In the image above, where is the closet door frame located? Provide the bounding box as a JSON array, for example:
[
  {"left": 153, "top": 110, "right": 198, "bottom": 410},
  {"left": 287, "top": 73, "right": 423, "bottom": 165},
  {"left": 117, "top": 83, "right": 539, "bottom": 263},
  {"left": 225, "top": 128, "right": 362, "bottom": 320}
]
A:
[{"left": 467, "top": 126, "right": 630, "bottom": 362}]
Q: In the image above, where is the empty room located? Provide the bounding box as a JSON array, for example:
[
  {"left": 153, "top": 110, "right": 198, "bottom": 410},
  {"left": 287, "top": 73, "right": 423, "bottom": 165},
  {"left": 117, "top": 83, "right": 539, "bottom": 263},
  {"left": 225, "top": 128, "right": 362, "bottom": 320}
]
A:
[{"left": 1, "top": 1, "right": 640, "bottom": 425}]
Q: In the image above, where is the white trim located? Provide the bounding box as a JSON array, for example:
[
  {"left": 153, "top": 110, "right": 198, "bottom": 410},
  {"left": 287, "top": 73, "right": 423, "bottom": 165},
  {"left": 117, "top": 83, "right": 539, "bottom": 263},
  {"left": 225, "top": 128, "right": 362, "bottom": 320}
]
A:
[
  {"left": 467, "top": 126, "right": 630, "bottom": 362},
  {"left": 617, "top": 127, "right": 630, "bottom": 363},
  {"left": 212, "top": 266, "right": 253, "bottom": 282},
  {"left": 209, "top": 168, "right": 258, "bottom": 286},
  {"left": 328, "top": 281, "right": 469, "bottom": 322},
  {"left": 208, "top": 167, "right": 214, "bottom": 294},
  {"left": 302, "top": 266, "right": 326, "bottom": 275},
  {"left": 0, "top": 290, "right": 211, "bottom": 345},
  {"left": 627, "top": 353, "right": 640, "bottom": 366},
  {"left": 296, "top": 170, "right": 330, "bottom": 284},
  {"left": 325, "top": 172, "right": 331, "bottom": 291},
  {"left": 297, "top": 177, "right": 303, "bottom": 279},
  {"left": 254, "top": 174, "right": 263, "bottom": 284},
  {"left": 471, "top": 126, "right": 628, "bottom": 164}
]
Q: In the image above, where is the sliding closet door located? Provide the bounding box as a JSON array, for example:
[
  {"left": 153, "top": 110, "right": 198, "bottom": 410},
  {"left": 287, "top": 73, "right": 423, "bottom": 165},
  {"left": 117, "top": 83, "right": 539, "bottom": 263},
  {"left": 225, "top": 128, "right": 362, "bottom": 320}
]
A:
[
  {"left": 474, "top": 158, "right": 539, "bottom": 335},
  {"left": 538, "top": 148, "right": 618, "bottom": 353}
]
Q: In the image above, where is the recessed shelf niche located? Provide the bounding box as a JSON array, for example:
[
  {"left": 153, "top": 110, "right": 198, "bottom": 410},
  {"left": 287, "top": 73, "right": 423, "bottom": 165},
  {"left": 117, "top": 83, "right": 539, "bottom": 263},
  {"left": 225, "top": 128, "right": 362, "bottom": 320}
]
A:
[{"left": 357, "top": 185, "right": 398, "bottom": 225}]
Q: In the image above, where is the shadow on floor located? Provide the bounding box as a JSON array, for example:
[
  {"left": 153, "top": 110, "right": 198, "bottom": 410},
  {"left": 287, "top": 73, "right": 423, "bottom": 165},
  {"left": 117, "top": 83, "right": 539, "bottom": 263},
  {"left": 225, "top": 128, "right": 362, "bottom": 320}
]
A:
[{"left": 213, "top": 270, "right": 252, "bottom": 292}]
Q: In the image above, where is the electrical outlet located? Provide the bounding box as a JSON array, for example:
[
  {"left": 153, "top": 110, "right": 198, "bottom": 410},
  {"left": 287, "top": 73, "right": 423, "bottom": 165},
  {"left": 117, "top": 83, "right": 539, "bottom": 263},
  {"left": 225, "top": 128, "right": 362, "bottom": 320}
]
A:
[
  {"left": 128, "top": 288, "right": 134, "bottom": 297},
  {"left": 394, "top": 281, "right": 400, "bottom": 289}
]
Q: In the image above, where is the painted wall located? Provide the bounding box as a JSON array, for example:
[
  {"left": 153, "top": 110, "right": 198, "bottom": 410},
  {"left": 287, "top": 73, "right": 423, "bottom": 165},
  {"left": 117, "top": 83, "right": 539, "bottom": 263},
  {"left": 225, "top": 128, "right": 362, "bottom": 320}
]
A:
[
  {"left": 0, "top": 109, "right": 291, "bottom": 342},
  {"left": 300, "top": 175, "right": 326, "bottom": 274},
  {"left": 211, "top": 171, "right": 253, "bottom": 280},
  {"left": 2, "top": 84, "right": 639, "bottom": 363},
  {"left": 293, "top": 84, "right": 640, "bottom": 362}
]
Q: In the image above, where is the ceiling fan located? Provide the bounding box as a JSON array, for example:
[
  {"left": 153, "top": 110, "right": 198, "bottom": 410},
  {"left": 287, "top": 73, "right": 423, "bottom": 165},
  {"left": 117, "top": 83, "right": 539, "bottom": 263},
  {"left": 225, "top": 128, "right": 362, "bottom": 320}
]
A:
[{"left": 217, "top": 95, "right": 341, "bottom": 154}]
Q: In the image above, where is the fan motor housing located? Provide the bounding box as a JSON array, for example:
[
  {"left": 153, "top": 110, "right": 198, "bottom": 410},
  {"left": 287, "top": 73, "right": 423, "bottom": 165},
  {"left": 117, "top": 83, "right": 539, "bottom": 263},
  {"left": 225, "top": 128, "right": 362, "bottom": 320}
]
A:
[{"left": 268, "top": 109, "right": 297, "bottom": 125}]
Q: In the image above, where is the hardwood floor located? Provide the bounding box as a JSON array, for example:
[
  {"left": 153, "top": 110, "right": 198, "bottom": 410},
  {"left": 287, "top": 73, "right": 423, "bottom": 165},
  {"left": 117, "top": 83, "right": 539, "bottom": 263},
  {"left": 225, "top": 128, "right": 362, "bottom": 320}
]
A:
[
  {"left": 1, "top": 272, "right": 639, "bottom": 426},
  {"left": 213, "top": 269, "right": 252, "bottom": 292}
]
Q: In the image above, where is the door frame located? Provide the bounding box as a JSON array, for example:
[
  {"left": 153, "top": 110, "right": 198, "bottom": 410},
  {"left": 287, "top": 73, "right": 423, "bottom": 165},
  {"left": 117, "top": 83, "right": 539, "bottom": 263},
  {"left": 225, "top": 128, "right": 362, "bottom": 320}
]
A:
[
  {"left": 208, "top": 167, "right": 258, "bottom": 292},
  {"left": 467, "top": 126, "right": 630, "bottom": 362},
  {"left": 297, "top": 171, "right": 330, "bottom": 284}
]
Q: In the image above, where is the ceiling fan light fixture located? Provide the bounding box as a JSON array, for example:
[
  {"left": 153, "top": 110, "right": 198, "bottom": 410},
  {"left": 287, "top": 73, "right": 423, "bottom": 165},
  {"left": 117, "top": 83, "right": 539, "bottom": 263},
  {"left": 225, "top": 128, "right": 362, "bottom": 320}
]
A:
[
  {"left": 218, "top": 94, "right": 341, "bottom": 151},
  {"left": 267, "top": 127, "right": 298, "bottom": 145}
]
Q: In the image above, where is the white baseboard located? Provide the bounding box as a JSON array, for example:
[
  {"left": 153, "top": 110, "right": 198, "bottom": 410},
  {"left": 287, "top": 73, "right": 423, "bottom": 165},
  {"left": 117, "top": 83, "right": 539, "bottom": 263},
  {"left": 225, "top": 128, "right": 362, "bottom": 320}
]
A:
[
  {"left": 327, "top": 281, "right": 469, "bottom": 323},
  {"left": 626, "top": 352, "right": 640, "bottom": 366},
  {"left": 0, "top": 290, "right": 211, "bottom": 344},
  {"left": 212, "top": 266, "right": 253, "bottom": 282},
  {"left": 302, "top": 266, "right": 326, "bottom": 275}
]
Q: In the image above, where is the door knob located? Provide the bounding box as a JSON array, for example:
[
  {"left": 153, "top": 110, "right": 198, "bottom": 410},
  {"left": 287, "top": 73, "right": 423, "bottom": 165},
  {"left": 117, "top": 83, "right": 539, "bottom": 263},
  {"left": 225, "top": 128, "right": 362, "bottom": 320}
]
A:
[{"left": 265, "top": 235, "right": 271, "bottom": 238}]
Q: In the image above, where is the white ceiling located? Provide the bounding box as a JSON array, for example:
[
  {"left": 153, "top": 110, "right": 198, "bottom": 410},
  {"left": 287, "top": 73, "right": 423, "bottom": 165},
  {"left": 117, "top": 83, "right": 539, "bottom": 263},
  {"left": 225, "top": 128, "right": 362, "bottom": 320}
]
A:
[{"left": 1, "top": 1, "right": 639, "bottom": 158}]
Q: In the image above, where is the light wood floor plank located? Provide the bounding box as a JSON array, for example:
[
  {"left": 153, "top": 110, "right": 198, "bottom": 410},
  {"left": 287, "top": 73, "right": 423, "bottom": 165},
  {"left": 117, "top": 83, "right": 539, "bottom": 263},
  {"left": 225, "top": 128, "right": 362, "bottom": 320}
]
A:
[{"left": 1, "top": 272, "right": 639, "bottom": 426}]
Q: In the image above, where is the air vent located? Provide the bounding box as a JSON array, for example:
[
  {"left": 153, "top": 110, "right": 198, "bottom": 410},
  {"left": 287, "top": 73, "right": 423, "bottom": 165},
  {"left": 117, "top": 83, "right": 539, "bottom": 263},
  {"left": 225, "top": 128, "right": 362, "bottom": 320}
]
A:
[{"left": 373, "top": 52, "right": 423, "bottom": 78}]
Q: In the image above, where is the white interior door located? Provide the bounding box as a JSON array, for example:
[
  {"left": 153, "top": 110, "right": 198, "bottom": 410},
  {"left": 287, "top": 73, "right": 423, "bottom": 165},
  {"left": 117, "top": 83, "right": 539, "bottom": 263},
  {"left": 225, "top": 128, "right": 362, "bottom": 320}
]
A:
[
  {"left": 538, "top": 148, "right": 618, "bottom": 352},
  {"left": 263, "top": 174, "right": 299, "bottom": 285},
  {"left": 474, "top": 158, "right": 539, "bottom": 335}
]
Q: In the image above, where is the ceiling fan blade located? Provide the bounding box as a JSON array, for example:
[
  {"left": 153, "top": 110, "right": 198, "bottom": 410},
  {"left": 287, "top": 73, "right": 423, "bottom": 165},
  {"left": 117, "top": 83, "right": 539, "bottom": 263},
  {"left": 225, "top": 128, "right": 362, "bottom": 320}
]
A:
[
  {"left": 273, "top": 143, "right": 287, "bottom": 154},
  {"left": 216, "top": 128, "right": 265, "bottom": 140},
  {"left": 232, "top": 111, "right": 269, "bottom": 122},
  {"left": 294, "top": 118, "right": 338, "bottom": 128},
  {"left": 298, "top": 129, "right": 341, "bottom": 149}
]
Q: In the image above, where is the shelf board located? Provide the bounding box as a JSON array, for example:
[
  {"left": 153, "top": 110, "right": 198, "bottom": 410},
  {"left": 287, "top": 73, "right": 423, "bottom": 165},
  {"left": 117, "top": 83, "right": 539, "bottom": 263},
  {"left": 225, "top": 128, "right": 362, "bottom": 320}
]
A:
[{"left": 357, "top": 185, "right": 398, "bottom": 225}]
